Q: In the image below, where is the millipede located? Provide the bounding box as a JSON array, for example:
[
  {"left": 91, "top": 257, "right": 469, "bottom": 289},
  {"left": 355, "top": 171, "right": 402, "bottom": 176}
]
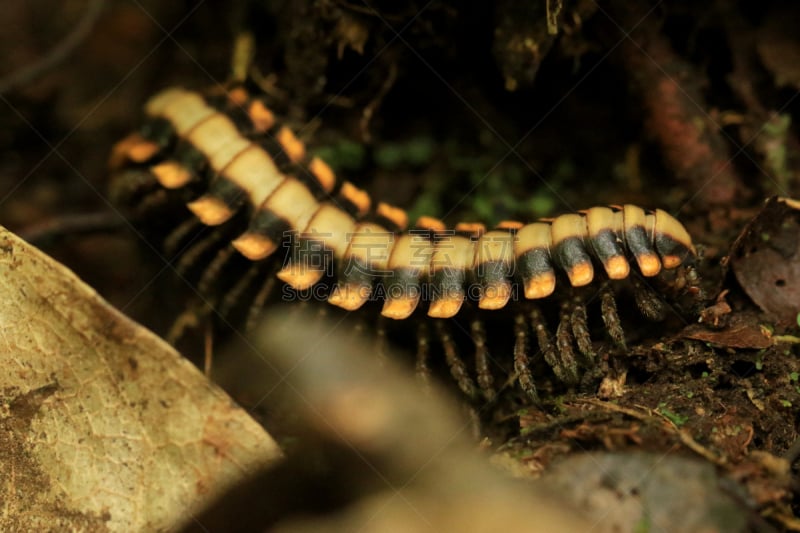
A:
[{"left": 109, "top": 83, "right": 702, "bottom": 402}]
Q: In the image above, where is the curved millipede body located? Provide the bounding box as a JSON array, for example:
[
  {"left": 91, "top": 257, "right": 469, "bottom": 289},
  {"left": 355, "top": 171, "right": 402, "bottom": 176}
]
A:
[{"left": 110, "top": 85, "right": 701, "bottom": 401}]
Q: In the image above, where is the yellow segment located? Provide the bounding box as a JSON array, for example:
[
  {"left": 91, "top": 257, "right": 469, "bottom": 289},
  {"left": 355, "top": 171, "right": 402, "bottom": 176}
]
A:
[
  {"left": 109, "top": 133, "right": 159, "bottom": 169},
  {"left": 275, "top": 204, "right": 356, "bottom": 291},
  {"left": 454, "top": 222, "right": 486, "bottom": 237},
  {"left": 566, "top": 262, "right": 594, "bottom": 287},
  {"left": 474, "top": 231, "right": 514, "bottom": 309},
  {"left": 182, "top": 113, "right": 248, "bottom": 167},
  {"left": 496, "top": 220, "right": 524, "bottom": 230},
  {"left": 328, "top": 283, "right": 370, "bottom": 311},
  {"left": 248, "top": 101, "right": 275, "bottom": 133},
  {"left": 622, "top": 204, "right": 647, "bottom": 232},
  {"left": 428, "top": 235, "right": 473, "bottom": 318},
  {"left": 654, "top": 208, "right": 696, "bottom": 257},
  {"left": 144, "top": 87, "right": 186, "bottom": 116},
  {"left": 381, "top": 296, "right": 421, "bottom": 320},
  {"left": 514, "top": 222, "right": 551, "bottom": 255},
  {"left": 661, "top": 255, "right": 683, "bottom": 269},
  {"left": 475, "top": 230, "right": 515, "bottom": 265},
  {"left": 309, "top": 156, "right": 336, "bottom": 193},
  {"left": 227, "top": 87, "right": 249, "bottom": 106},
  {"left": 585, "top": 206, "right": 617, "bottom": 237},
  {"left": 346, "top": 223, "right": 392, "bottom": 269},
  {"left": 276, "top": 262, "right": 325, "bottom": 291},
  {"left": 524, "top": 272, "right": 556, "bottom": 299},
  {"left": 387, "top": 233, "right": 433, "bottom": 273},
  {"left": 277, "top": 126, "right": 306, "bottom": 162},
  {"left": 384, "top": 235, "right": 427, "bottom": 320},
  {"left": 157, "top": 91, "right": 216, "bottom": 135},
  {"left": 637, "top": 253, "right": 662, "bottom": 277},
  {"left": 416, "top": 216, "right": 447, "bottom": 232},
  {"left": 591, "top": 208, "right": 630, "bottom": 279},
  {"left": 550, "top": 213, "right": 587, "bottom": 245},
  {"left": 302, "top": 204, "right": 357, "bottom": 259},
  {"left": 222, "top": 145, "right": 284, "bottom": 206},
  {"left": 377, "top": 202, "right": 409, "bottom": 231},
  {"left": 428, "top": 297, "right": 464, "bottom": 319},
  {"left": 151, "top": 161, "right": 192, "bottom": 189},
  {"left": 187, "top": 196, "right": 234, "bottom": 226},
  {"left": 232, "top": 233, "right": 278, "bottom": 260},
  {"left": 478, "top": 281, "right": 512, "bottom": 310},
  {"left": 431, "top": 235, "right": 475, "bottom": 271},
  {"left": 604, "top": 255, "right": 630, "bottom": 280},
  {"left": 339, "top": 182, "right": 371, "bottom": 217},
  {"left": 127, "top": 139, "right": 160, "bottom": 163},
  {"left": 262, "top": 178, "right": 320, "bottom": 231}
]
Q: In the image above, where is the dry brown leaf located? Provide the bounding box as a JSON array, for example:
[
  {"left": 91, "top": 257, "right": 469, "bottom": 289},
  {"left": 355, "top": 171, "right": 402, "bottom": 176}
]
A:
[
  {"left": 730, "top": 197, "right": 800, "bottom": 324},
  {"left": 683, "top": 312, "right": 773, "bottom": 349},
  {"left": 0, "top": 226, "right": 282, "bottom": 531}
]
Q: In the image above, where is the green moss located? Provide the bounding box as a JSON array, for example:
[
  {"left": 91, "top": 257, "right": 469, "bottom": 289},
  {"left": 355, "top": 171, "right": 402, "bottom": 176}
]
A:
[
  {"left": 374, "top": 136, "right": 436, "bottom": 169},
  {"left": 407, "top": 191, "right": 443, "bottom": 224},
  {"left": 657, "top": 403, "right": 689, "bottom": 426},
  {"left": 313, "top": 139, "right": 366, "bottom": 171}
]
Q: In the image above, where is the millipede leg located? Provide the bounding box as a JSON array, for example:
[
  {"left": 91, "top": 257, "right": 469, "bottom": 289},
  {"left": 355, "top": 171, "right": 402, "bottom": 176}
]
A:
[
  {"left": 204, "top": 323, "right": 214, "bottom": 377},
  {"left": 245, "top": 276, "right": 277, "bottom": 333},
  {"left": 132, "top": 189, "right": 170, "bottom": 218},
  {"left": 166, "top": 303, "right": 208, "bottom": 345},
  {"left": 198, "top": 245, "right": 237, "bottom": 295},
  {"left": 435, "top": 320, "right": 477, "bottom": 400},
  {"left": 163, "top": 217, "right": 201, "bottom": 257},
  {"left": 632, "top": 277, "right": 667, "bottom": 321},
  {"left": 570, "top": 297, "right": 595, "bottom": 363},
  {"left": 531, "top": 307, "right": 557, "bottom": 377},
  {"left": 108, "top": 168, "right": 158, "bottom": 206},
  {"left": 471, "top": 319, "right": 496, "bottom": 402},
  {"left": 513, "top": 313, "right": 538, "bottom": 403},
  {"left": 600, "top": 284, "right": 626, "bottom": 350},
  {"left": 175, "top": 229, "right": 225, "bottom": 278},
  {"left": 219, "top": 263, "right": 263, "bottom": 319},
  {"left": 416, "top": 321, "right": 433, "bottom": 393},
  {"left": 555, "top": 304, "right": 580, "bottom": 384}
]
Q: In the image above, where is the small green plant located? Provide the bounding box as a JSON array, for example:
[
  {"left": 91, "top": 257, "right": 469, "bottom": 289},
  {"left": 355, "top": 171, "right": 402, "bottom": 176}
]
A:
[{"left": 657, "top": 403, "right": 689, "bottom": 426}]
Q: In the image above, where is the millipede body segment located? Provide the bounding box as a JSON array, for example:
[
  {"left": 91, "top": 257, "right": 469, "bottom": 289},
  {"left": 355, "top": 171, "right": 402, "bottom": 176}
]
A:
[{"left": 110, "top": 85, "right": 700, "bottom": 401}]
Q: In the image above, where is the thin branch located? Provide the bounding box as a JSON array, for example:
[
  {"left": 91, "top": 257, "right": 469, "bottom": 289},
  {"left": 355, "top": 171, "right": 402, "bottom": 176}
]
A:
[{"left": 0, "top": 0, "right": 106, "bottom": 95}]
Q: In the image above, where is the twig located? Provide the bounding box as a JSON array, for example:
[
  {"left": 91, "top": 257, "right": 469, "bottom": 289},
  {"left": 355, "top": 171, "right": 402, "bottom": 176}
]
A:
[
  {"left": 0, "top": 0, "right": 106, "bottom": 95},
  {"left": 580, "top": 398, "right": 727, "bottom": 466},
  {"left": 17, "top": 211, "right": 126, "bottom": 246},
  {"left": 360, "top": 62, "right": 397, "bottom": 143}
]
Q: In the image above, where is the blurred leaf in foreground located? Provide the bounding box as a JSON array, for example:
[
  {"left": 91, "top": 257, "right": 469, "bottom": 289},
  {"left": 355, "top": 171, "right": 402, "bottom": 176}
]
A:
[{"left": 0, "top": 226, "right": 282, "bottom": 532}]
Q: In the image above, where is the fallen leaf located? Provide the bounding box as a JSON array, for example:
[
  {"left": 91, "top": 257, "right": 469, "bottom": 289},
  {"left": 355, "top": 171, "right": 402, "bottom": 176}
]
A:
[
  {"left": 0, "top": 226, "right": 282, "bottom": 532},
  {"left": 730, "top": 196, "right": 800, "bottom": 324},
  {"left": 683, "top": 312, "right": 773, "bottom": 349}
]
